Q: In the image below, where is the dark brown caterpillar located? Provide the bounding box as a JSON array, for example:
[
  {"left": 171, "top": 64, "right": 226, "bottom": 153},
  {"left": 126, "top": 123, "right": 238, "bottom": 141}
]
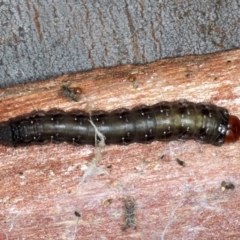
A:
[{"left": 0, "top": 101, "right": 239, "bottom": 147}]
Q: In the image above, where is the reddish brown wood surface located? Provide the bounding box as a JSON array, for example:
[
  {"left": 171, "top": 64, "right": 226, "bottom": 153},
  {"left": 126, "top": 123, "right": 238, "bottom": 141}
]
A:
[{"left": 1, "top": 50, "right": 240, "bottom": 239}]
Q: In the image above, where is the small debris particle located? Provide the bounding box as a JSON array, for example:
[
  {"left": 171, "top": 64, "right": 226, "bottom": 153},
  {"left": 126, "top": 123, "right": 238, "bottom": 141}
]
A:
[
  {"left": 160, "top": 155, "right": 165, "bottom": 160},
  {"left": 60, "top": 85, "right": 82, "bottom": 102},
  {"left": 103, "top": 199, "right": 113, "bottom": 207},
  {"left": 176, "top": 158, "right": 186, "bottom": 167},
  {"left": 127, "top": 75, "right": 136, "bottom": 82},
  {"left": 127, "top": 75, "right": 138, "bottom": 88},
  {"left": 122, "top": 196, "right": 136, "bottom": 231},
  {"left": 74, "top": 211, "right": 81, "bottom": 217},
  {"left": 109, "top": 180, "right": 119, "bottom": 187},
  {"left": 221, "top": 181, "right": 235, "bottom": 191}
]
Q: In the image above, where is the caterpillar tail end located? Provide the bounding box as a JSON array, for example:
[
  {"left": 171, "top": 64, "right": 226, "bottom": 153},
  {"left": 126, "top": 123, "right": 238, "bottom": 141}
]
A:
[
  {"left": 0, "top": 123, "right": 13, "bottom": 146},
  {"left": 225, "top": 115, "right": 240, "bottom": 143}
]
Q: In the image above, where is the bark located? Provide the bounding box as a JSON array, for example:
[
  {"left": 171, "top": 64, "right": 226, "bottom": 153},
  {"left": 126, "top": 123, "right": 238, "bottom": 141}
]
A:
[{"left": 0, "top": 50, "right": 240, "bottom": 239}]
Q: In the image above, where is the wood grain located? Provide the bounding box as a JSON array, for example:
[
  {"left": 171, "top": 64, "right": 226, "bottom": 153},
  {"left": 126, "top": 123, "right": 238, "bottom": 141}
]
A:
[{"left": 0, "top": 50, "right": 240, "bottom": 239}]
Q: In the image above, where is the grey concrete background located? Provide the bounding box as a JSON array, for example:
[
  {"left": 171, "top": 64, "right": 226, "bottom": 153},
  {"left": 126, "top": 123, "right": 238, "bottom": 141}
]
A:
[{"left": 0, "top": 0, "right": 240, "bottom": 87}]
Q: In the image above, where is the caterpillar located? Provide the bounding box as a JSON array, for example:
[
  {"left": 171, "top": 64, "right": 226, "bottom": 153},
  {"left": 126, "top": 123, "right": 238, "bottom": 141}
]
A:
[{"left": 0, "top": 101, "right": 239, "bottom": 147}]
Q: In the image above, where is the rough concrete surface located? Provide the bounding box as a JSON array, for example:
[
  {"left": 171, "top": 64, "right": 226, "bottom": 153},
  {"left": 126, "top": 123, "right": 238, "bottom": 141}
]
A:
[{"left": 0, "top": 0, "right": 240, "bottom": 87}]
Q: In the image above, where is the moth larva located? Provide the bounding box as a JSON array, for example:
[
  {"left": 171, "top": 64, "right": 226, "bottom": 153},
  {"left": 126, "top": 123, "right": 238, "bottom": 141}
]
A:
[{"left": 0, "top": 101, "right": 239, "bottom": 147}]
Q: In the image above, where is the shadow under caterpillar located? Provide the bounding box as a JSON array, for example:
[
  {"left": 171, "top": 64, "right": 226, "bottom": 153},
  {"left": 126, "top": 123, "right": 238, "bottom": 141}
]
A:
[{"left": 0, "top": 101, "right": 239, "bottom": 147}]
